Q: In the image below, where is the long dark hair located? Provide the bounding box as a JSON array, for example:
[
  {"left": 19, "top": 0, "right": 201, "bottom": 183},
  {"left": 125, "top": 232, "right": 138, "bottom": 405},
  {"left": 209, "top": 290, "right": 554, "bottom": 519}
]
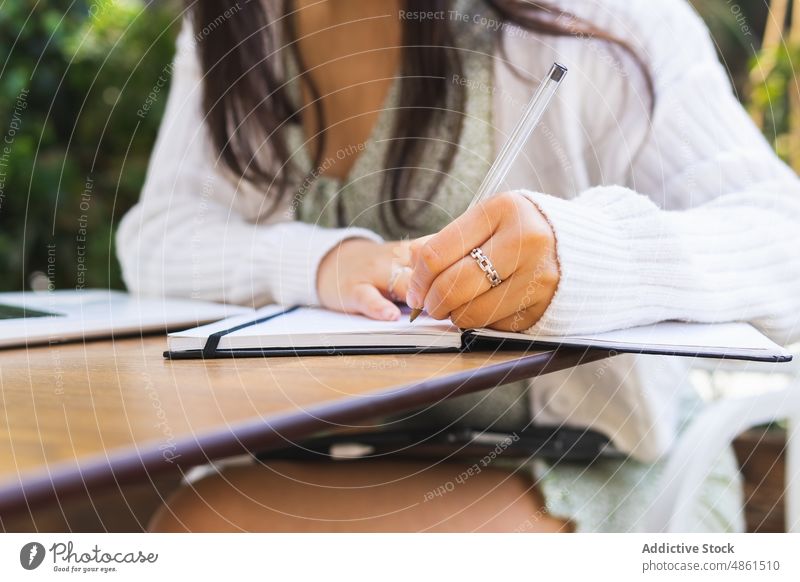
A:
[{"left": 188, "top": 0, "right": 652, "bottom": 233}]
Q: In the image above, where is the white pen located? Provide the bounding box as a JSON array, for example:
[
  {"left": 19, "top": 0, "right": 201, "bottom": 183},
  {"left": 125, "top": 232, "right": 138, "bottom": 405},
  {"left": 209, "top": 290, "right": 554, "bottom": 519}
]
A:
[{"left": 410, "top": 62, "right": 568, "bottom": 322}]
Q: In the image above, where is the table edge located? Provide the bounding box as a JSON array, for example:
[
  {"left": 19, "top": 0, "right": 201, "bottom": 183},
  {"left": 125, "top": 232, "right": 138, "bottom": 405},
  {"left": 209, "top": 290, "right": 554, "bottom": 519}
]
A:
[{"left": 0, "top": 347, "right": 612, "bottom": 515}]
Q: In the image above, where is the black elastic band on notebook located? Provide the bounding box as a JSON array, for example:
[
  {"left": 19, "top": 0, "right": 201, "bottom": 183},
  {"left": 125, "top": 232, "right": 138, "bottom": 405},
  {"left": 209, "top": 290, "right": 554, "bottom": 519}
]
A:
[{"left": 202, "top": 305, "right": 300, "bottom": 358}]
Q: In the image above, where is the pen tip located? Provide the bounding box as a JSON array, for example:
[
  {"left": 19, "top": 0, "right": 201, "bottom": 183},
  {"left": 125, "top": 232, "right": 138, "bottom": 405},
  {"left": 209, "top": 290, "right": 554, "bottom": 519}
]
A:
[{"left": 409, "top": 308, "right": 422, "bottom": 323}]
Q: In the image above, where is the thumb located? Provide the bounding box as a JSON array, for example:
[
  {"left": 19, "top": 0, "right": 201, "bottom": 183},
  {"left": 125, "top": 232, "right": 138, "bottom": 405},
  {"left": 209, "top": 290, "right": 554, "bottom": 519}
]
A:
[
  {"left": 408, "top": 234, "right": 435, "bottom": 269},
  {"left": 406, "top": 234, "right": 436, "bottom": 308},
  {"left": 348, "top": 283, "right": 401, "bottom": 321}
]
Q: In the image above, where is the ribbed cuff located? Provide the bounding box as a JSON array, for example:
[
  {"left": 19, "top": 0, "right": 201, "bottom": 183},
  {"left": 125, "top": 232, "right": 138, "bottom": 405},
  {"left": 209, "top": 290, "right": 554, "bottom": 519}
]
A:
[
  {"left": 252, "top": 223, "right": 383, "bottom": 307},
  {"left": 516, "top": 187, "right": 685, "bottom": 335}
]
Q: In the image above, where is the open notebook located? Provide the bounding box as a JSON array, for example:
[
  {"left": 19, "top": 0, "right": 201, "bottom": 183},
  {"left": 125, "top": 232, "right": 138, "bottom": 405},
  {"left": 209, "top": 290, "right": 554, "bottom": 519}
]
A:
[{"left": 164, "top": 305, "right": 792, "bottom": 363}]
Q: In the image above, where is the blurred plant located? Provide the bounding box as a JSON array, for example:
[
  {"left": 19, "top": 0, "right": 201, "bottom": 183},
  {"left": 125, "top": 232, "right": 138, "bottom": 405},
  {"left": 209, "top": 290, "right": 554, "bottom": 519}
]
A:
[
  {"left": 690, "top": 0, "right": 766, "bottom": 93},
  {"left": 0, "top": 0, "right": 179, "bottom": 291},
  {"left": 750, "top": 42, "right": 800, "bottom": 164},
  {"left": 748, "top": 0, "right": 800, "bottom": 171}
]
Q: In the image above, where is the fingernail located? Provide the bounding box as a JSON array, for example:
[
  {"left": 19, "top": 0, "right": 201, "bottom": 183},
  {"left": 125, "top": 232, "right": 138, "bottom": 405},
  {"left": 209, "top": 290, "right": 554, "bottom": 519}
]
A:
[
  {"left": 406, "top": 289, "right": 420, "bottom": 309},
  {"left": 382, "top": 306, "right": 400, "bottom": 320}
]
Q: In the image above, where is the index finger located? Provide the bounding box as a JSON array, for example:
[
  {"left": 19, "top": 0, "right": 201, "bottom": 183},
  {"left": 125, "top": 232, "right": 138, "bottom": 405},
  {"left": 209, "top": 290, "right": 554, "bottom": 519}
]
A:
[{"left": 406, "top": 199, "right": 502, "bottom": 309}]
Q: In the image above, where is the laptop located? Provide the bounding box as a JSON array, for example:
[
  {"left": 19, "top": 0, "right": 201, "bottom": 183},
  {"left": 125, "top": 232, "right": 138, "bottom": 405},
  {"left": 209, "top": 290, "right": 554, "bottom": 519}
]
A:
[{"left": 0, "top": 289, "right": 252, "bottom": 349}]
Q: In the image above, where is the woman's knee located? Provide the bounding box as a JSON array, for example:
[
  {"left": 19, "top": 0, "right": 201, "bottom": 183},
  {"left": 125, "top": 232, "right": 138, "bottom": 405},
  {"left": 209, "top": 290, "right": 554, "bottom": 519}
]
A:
[{"left": 149, "top": 460, "right": 572, "bottom": 533}]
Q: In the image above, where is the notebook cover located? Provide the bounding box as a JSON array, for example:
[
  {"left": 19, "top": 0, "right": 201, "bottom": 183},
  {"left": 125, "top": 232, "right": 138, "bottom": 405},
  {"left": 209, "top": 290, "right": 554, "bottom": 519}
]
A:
[
  {"left": 163, "top": 345, "right": 463, "bottom": 360},
  {"left": 460, "top": 332, "right": 793, "bottom": 363}
]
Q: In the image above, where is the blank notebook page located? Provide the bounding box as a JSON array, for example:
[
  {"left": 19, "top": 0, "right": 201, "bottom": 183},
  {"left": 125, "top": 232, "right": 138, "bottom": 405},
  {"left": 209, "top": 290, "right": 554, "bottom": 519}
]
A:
[
  {"left": 173, "top": 305, "right": 458, "bottom": 340},
  {"left": 231, "top": 306, "right": 457, "bottom": 337},
  {"left": 478, "top": 321, "right": 790, "bottom": 357}
]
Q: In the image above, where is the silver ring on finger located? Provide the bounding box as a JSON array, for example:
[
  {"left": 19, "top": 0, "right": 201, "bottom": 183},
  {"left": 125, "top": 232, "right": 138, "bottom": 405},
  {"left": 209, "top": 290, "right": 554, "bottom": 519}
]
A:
[{"left": 470, "top": 247, "right": 503, "bottom": 287}]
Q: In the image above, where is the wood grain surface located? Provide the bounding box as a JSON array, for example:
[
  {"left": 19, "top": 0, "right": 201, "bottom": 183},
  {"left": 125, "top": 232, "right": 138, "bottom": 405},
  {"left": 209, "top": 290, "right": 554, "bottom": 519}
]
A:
[{"left": 0, "top": 335, "right": 608, "bottom": 514}]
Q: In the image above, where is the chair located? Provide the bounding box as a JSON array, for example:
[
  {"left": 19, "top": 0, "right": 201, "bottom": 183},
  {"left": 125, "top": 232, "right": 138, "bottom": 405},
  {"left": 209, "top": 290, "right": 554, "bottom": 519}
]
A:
[
  {"left": 645, "top": 0, "right": 800, "bottom": 533},
  {"left": 644, "top": 357, "right": 800, "bottom": 532}
]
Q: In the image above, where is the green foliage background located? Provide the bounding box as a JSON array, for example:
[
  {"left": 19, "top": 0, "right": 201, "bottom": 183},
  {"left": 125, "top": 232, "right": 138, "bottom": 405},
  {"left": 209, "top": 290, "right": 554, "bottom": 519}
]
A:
[
  {"left": 749, "top": 42, "right": 800, "bottom": 164},
  {"left": 0, "top": 0, "right": 776, "bottom": 292},
  {"left": 0, "top": 0, "right": 179, "bottom": 291}
]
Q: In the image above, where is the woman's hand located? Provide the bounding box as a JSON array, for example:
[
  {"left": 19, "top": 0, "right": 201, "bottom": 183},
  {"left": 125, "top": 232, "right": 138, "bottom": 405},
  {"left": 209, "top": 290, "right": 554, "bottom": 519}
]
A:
[
  {"left": 406, "top": 192, "right": 560, "bottom": 331},
  {"left": 317, "top": 238, "right": 412, "bottom": 321}
]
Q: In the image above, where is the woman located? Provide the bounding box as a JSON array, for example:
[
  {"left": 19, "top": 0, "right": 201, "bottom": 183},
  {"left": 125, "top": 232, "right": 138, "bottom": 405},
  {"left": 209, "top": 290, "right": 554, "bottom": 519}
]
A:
[{"left": 118, "top": 0, "right": 800, "bottom": 532}]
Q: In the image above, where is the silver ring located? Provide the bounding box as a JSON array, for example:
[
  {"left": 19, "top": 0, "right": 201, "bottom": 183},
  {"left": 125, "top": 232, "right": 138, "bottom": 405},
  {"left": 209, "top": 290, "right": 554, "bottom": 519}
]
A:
[{"left": 470, "top": 247, "right": 502, "bottom": 287}]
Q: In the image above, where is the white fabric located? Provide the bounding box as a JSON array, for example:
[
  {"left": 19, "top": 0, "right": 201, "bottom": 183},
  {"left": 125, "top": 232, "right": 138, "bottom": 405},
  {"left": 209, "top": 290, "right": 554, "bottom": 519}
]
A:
[{"left": 116, "top": 0, "right": 800, "bottom": 462}]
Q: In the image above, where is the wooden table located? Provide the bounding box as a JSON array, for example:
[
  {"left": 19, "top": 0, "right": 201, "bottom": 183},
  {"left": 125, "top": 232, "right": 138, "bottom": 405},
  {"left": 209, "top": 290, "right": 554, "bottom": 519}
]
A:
[{"left": 0, "top": 336, "right": 609, "bottom": 516}]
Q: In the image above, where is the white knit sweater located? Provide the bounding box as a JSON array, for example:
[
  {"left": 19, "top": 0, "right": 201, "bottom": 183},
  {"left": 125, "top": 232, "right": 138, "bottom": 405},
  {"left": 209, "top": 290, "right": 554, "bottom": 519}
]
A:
[{"left": 117, "top": 0, "right": 800, "bottom": 460}]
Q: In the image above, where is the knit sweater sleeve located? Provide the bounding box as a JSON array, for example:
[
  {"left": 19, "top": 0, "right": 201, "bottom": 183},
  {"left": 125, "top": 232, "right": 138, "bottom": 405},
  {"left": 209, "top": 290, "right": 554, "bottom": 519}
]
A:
[
  {"left": 115, "top": 21, "right": 381, "bottom": 307},
  {"left": 520, "top": 0, "right": 800, "bottom": 345}
]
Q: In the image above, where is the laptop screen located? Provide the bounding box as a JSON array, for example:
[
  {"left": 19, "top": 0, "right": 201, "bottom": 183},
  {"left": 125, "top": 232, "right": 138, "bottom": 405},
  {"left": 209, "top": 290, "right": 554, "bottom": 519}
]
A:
[{"left": 0, "top": 304, "right": 61, "bottom": 320}]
